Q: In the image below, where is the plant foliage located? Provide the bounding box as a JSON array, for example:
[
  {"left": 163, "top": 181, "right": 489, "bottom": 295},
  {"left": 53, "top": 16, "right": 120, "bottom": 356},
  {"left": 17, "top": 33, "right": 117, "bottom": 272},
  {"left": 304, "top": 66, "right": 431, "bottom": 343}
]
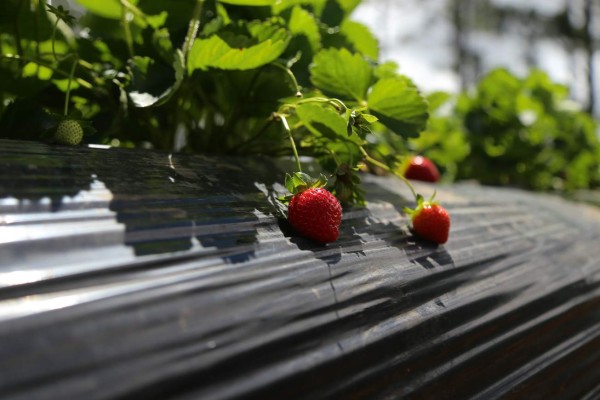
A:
[
  {"left": 0, "top": 0, "right": 430, "bottom": 205},
  {"left": 408, "top": 68, "right": 600, "bottom": 192}
]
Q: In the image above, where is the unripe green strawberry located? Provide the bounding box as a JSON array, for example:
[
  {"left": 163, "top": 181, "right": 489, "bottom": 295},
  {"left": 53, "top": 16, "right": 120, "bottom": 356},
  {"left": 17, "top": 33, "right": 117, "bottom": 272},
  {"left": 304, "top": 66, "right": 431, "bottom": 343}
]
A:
[
  {"left": 288, "top": 187, "right": 342, "bottom": 244},
  {"left": 55, "top": 119, "right": 83, "bottom": 145}
]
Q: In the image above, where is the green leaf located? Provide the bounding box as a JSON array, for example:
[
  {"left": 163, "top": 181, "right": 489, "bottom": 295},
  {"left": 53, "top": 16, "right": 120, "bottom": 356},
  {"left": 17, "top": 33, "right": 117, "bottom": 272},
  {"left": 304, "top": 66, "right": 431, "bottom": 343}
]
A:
[
  {"left": 337, "top": 0, "right": 361, "bottom": 13},
  {"left": 374, "top": 61, "right": 400, "bottom": 79},
  {"left": 219, "top": 0, "right": 275, "bottom": 5},
  {"left": 360, "top": 113, "right": 378, "bottom": 123},
  {"left": 340, "top": 20, "right": 379, "bottom": 60},
  {"left": 145, "top": 11, "right": 168, "bottom": 29},
  {"left": 310, "top": 48, "right": 372, "bottom": 101},
  {"left": 296, "top": 103, "right": 348, "bottom": 140},
  {"left": 53, "top": 79, "right": 81, "bottom": 92},
  {"left": 187, "top": 21, "right": 290, "bottom": 72},
  {"left": 127, "top": 55, "right": 180, "bottom": 107},
  {"left": 76, "top": 0, "right": 122, "bottom": 19},
  {"left": 288, "top": 6, "right": 321, "bottom": 52},
  {"left": 22, "top": 63, "right": 53, "bottom": 80},
  {"left": 368, "top": 77, "right": 429, "bottom": 137},
  {"left": 272, "top": 0, "right": 327, "bottom": 15},
  {"left": 163, "top": 49, "right": 186, "bottom": 105},
  {"left": 320, "top": 0, "right": 344, "bottom": 26},
  {"left": 76, "top": 0, "right": 165, "bottom": 29}
]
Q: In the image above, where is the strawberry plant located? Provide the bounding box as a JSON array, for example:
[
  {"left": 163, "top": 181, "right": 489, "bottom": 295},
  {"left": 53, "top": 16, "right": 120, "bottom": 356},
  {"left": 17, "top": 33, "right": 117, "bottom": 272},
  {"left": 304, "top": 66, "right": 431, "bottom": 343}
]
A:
[
  {"left": 0, "top": 0, "right": 451, "bottom": 244},
  {"left": 409, "top": 68, "right": 600, "bottom": 192}
]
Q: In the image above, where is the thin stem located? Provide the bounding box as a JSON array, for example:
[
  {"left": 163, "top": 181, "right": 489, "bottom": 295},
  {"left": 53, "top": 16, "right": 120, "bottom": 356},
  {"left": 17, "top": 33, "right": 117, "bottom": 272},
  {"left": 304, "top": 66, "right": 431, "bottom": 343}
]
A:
[
  {"left": 51, "top": 18, "right": 60, "bottom": 62},
  {"left": 295, "top": 97, "right": 348, "bottom": 112},
  {"left": 359, "top": 146, "right": 419, "bottom": 201},
  {"left": 77, "top": 59, "right": 95, "bottom": 71},
  {"left": 182, "top": 0, "right": 205, "bottom": 62},
  {"left": 280, "top": 114, "right": 302, "bottom": 172},
  {"left": 120, "top": 2, "right": 134, "bottom": 57},
  {"left": 64, "top": 58, "right": 78, "bottom": 116},
  {"left": 270, "top": 62, "right": 301, "bottom": 95},
  {"left": 14, "top": 0, "right": 24, "bottom": 57},
  {"left": 120, "top": 0, "right": 149, "bottom": 21}
]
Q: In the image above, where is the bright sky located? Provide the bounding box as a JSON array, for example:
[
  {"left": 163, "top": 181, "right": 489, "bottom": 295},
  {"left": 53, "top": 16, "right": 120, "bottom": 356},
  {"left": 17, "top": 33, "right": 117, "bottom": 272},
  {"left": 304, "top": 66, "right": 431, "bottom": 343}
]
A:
[{"left": 352, "top": 0, "right": 597, "bottom": 116}]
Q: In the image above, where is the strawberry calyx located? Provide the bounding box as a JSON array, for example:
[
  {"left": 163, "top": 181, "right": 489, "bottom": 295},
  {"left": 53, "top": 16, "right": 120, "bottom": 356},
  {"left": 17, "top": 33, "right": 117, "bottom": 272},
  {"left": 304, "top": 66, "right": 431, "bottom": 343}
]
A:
[
  {"left": 403, "top": 191, "right": 438, "bottom": 220},
  {"left": 279, "top": 172, "right": 329, "bottom": 204},
  {"left": 404, "top": 189, "right": 451, "bottom": 244}
]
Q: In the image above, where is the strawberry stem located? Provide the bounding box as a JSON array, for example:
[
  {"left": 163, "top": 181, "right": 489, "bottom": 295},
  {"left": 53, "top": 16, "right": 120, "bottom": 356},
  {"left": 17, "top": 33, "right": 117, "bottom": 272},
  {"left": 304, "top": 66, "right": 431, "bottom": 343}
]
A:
[
  {"left": 63, "top": 58, "right": 78, "bottom": 116},
  {"left": 120, "top": 0, "right": 135, "bottom": 57},
  {"left": 51, "top": 18, "right": 60, "bottom": 62},
  {"left": 280, "top": 114, "right": 302, "bottom": 172},
  {"left": 271, "top": 62, "right": 301, "bottom": 96},
  {"left": 359, "top": 146, "right": 419, "bottom": 202},
  {"left": 295, "top": 97, "right": 348, "bottom": 113},
  {"left": 182, "top": 0, "right": 205, "bottom": 63}
]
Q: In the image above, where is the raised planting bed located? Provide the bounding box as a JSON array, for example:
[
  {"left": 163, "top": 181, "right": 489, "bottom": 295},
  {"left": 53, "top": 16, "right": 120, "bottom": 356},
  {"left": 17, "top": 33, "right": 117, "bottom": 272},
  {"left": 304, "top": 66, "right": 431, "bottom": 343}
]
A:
[{"left": 1, "top": 139, "right": 600, "bottom": 399}]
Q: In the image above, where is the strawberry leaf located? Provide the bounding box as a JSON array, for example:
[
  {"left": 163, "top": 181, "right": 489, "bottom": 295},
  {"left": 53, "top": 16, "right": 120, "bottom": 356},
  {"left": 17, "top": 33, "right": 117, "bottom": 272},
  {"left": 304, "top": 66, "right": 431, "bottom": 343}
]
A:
[
  {"left": 296, "top": 103, "right": 348, "bottom": 140},
  {"left": 126, "top": 55, "right": 180, "bottom": 107},
  {"left": 75, "top": 0, "right": 121, "bottom": 19},
  {"left": 218, "top": 0, "right": 275, "bottom": 5},
  {"left": 187, "top": 20, "right": 290, "bottom": 72},
  {"left": 340, "top": 20, "right": 379, "bottom": 60},
  {"left": 368, "top": 76, "right": 429, "bottom": 138},
  {"left": 288, "top": 6, "right": 321, "bottom": 52},
  {"left": 309, "top": 48, "right": 372, "bottom": 101}
]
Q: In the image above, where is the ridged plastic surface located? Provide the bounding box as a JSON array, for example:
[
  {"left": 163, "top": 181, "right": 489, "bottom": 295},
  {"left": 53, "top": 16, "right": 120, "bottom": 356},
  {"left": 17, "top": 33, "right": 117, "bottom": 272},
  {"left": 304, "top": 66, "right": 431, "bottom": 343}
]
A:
[{"left": 1, "top": 139, "right": 600, "bottom": 399}]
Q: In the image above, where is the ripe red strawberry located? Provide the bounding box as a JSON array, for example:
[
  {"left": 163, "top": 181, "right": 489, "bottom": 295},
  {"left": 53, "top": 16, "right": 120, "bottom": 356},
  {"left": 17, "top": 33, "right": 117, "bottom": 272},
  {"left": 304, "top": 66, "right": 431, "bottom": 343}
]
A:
[
  {"left": 404, "top": 155, "right": 440, "bottom": 182},
  {"left": 288, "top": 187, "right": 342, "bottom": 244},
  {"left": 410, "top": 201, "right": 450, "bottom": 244}
]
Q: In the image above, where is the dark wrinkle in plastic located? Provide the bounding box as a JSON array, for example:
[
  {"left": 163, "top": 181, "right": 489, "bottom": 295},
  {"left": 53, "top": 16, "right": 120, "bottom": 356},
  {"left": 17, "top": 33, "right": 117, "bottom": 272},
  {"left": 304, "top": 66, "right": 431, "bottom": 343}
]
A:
[{"left": 0, "top": 139, "right": 599, "bottom": 400}]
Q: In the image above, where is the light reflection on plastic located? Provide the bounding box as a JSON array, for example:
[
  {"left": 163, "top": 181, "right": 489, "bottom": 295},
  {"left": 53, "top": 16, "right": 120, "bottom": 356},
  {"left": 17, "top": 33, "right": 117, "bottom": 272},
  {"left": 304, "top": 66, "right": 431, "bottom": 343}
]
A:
[{"left": 0, "top": 270, "right": 50, "bottom": 286}]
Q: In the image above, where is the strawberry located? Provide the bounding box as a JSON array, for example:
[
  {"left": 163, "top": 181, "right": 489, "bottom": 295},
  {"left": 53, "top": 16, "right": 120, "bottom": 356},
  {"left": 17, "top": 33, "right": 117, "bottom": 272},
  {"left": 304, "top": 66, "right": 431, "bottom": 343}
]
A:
[
  {"left": 55, "top": 119, "right": 83, "bottom": 145},
  {"left": 284, "top": 172, "right": 342, "bottom": 244},
  {"left": 404, "top": 155, "right": 440, "bottom": 182},
  {"left": 406, "top": 195, "right": 450, "bottom": 244}
]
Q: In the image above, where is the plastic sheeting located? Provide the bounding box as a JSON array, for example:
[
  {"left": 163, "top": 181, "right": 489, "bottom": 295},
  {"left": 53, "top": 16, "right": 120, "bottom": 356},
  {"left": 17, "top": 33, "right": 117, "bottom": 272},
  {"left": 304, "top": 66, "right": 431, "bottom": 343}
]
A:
[{"left": 1, "top": 139, "right": 600, "bottom": 399}]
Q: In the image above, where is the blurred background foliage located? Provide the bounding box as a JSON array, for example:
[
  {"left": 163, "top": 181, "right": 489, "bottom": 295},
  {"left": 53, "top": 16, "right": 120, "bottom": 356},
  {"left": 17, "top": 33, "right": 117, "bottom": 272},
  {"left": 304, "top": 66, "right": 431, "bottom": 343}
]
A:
[{"left": 355, "top": 0, "right": 600, "bottom": 193}]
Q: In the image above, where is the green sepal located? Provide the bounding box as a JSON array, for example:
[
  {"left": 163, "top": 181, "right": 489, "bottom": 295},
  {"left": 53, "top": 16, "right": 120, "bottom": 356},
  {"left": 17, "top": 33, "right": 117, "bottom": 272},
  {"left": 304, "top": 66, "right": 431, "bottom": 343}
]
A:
[
  {"left": 284, "top": 172, "right": 328, "bottom": 195},
  {"left": 46, "top": 4, "right": 76, "bottom": 27},
  {"left": 403, "top": 191, "right": 438, "bottom": 220},
  {"left": 345, "top": 108, "right": 378, "bottom": 138}
]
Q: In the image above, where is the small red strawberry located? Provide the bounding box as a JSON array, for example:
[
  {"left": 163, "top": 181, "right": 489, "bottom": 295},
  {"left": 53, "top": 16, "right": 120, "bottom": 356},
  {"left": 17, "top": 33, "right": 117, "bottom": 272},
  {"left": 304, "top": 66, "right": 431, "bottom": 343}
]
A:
[
  {"left": 284, "top": 172, "right": 342, "bottom": 244},
  {"left": 404, "top": 155, "right": 440, "bottom": 182},
  {"left": 405, "top": 194, "right": 450, "bottom": 244}
]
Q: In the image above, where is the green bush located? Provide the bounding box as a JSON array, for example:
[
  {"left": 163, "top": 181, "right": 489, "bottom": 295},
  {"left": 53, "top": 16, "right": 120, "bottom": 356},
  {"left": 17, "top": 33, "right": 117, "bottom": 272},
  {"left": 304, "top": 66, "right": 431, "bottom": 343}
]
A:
[{"left": 413, "top": 68, "right": 600, "bottom": 192}]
